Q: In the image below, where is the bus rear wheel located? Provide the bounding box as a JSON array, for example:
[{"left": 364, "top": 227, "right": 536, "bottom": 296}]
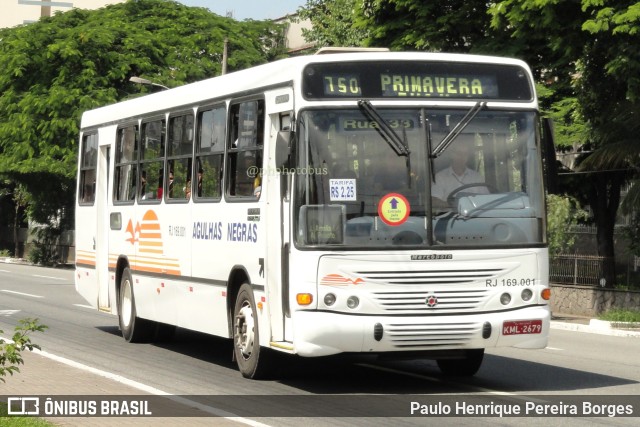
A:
[
  {"left": 436, "top": 349, "right": 484, "bottom": 376},
  {"left": 233, "top": 283, "right": 270, "bottom": 379},
  {"left": 118, "top": 267, "right": 154, "bottom": 343}
]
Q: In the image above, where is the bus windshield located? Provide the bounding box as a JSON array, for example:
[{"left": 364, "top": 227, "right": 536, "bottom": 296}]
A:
[{"left": 294, "top": 107, "right": 545, "bottom": 248}]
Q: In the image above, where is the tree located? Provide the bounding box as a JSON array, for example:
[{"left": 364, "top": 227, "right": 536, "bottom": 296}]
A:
[
  {"left": 489, "top": 0, "right": 640, "bottom": 287},
  {"left": 298, "top": 0, "right": 513, "bottom": 52},
  {"left": 296, "top": 0, "right": 368, "bottom": 47},
  {"left": 298, "top": 1, "right": 640, "bottom": 287},
  {"left": 359, "top": 0, "right": 514, "bottom": 53},
  {"left": 546, "top": 194, "right": 589, "bottom": 256},
  {"left": 0, "top": 0, "right": 286, "bottom": 234}
]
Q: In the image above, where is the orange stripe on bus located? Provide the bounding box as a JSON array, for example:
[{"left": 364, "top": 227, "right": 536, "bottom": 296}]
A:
[
  {"left": 141, "top": 223, "right": 161, "bottom": 230},
  {"left": 134, "top": 262, "right": 181, "bottom": 270},
  {"left": 133, "top": 266, "right": 181, "bottom": 275},
  {"left": 139, "top": 241, "right": 163, "bottom": 247},
  {"left": 138, "top": 249, "right": 164, "bottom": 255},
  {"left": 139, "top": 232, "right": 162, "bottom": 239}
]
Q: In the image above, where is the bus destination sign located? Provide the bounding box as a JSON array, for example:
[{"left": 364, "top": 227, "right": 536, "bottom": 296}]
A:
[
  {"left": 324, "top": 73, "right": 497, "bottom": 98},
  {"left": 304, "top": 61, "right": 533, "bottom": 101}
]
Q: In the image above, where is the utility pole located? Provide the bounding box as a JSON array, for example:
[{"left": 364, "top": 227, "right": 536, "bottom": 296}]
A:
[
  {"left": 222, "top": 38, "right": 228, "bottom": 75},
  {"left": 40, "top": 0, "right": 51, "bottom": 18}
]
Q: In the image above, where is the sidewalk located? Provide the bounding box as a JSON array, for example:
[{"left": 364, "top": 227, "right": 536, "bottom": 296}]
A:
[
  {"left": 551, "top": 313, "right": 640, "bottom": 337},
  {"left": 0, "top": 351, "right": 243, "bottom": 426}
]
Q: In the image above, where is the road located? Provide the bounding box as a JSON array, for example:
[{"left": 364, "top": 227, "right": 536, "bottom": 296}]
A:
[{"left": 1, "top": 262, "right": 639, "bottom": 425}]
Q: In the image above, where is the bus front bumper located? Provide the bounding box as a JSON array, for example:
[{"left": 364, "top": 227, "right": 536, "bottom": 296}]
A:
[{"left": 291, "top": 306, "right": 550, "bottom": 357}]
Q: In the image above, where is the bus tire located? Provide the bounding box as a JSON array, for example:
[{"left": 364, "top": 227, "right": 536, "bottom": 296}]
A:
[
  {"left": 436, "top": 349, "right": 484, "bottom": 376},
  {"left": 118, "top": 267, "right": 154, "bottom": 343},
  {"left": 233, "top": 283, "right": 269, "bottom": 379}
]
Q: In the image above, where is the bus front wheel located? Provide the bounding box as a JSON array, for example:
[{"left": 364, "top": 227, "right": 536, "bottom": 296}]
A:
[
  {"left": 118, "top": 267, "right": 154, "bottom": 343},
  {"left": 233, "top": 283, "right": 269, "bottom": 379},
  {"left": 436, "top": 349, "right": 484, "bottom": 376}
]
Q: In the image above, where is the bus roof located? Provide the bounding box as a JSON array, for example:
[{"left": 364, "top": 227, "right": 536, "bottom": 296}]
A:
[{"left": 80, "top": 51, "right": 533, "bottom": 130}]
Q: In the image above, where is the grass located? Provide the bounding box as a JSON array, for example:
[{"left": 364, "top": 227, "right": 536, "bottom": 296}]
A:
[
  {"left": 0, "top": 404, "right": 54, "bottom": 427},
  {"left": 598, "top": 308, "right": 640, "bottom": 324}
]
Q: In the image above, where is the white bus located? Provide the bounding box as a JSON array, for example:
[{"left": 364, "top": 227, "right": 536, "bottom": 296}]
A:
[{"left": 75, "top": 50, "right": 552, "bottom": 379}]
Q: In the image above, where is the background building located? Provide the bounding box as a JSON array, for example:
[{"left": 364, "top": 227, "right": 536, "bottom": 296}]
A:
[
  {"left": 274, "top": 14, "right": 314, "bottom": 55},
  {"left": 1, "top": 0, "right": 125, "bottom": 28}
]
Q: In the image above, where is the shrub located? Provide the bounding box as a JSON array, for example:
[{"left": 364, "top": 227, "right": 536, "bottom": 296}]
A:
[{"left": 0, "top": 318, "right": 48, "bottom": 382}]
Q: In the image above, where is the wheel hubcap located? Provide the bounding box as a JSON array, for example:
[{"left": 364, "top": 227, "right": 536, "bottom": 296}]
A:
[
  {"left": 235, "top": 301, "right": 255, "bottom": 359},
  {"left": 122, "top": 280, "right": 133, "bottom": 327}
]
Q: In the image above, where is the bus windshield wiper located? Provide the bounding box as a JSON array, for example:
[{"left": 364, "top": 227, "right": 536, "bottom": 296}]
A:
[
  {"left": 431, "top": 101, "right": 486, "bottom": 158},
  {"left": 358, "top": 99, "right": 410, "bottom": 156}
]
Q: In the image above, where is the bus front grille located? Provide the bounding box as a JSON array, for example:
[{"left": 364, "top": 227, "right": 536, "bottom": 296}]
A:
[
  {"left": 356, "top": 268, "right": 502, "bottom": 285},
  {"left": 371, "top": 289, "right": 490, "bottom": 313},
  {"left": 383, "top": 322, "right": 480, "bottom": 348}
]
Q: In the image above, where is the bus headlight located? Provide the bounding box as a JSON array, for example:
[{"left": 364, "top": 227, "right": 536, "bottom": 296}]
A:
[
  {"left": 521, "top": 289, "right": 533, "bottom": 301},
  {"left": 500, "top": 293, "right": 511, "bottom": 305},
  {"left": 346, "top": 296, "right": 360, "bottom": 309},
  {"left": 324, "top": 293, "right": 336, "bottom": 306}
]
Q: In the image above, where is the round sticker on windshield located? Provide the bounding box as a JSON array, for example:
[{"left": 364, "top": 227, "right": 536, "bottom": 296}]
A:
[{"left": 377, "top": 193, "right": 410, "bottom": 226}]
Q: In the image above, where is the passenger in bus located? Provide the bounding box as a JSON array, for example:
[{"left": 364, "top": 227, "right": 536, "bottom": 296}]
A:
[
  {"left": 140, "top": 170, "right": 147, "bottom": 200},
  {"left": 184, "top": 179, "right": 192, "bottom": 200},
  {"left": 431, "top": 141, "right": 487, "bottom": 208},
  {"left": 196, "top": 168, "right": 203, "bottom": 197},
  {"left": 167, "top": 170, "right": 174, "bottom": 198},
  {"left": 253, "top": 176, "right": 261, "bottom": 198}
]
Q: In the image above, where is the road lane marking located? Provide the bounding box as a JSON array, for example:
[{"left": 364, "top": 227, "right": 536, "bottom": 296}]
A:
[
  {"left": 33, "top": 274, "right": 68, "bottom": 281},
  {"left": 359, "top": 363, "right": 512, "bottom": 395},
  {"left": 0, "top": 269, "right": 10, "bottom": 272},
  {"left": 1, "top": 290, "right": 44, "bottom": 298},
  {"left": 545, "top": 347, "right": 563, "bottom": 351},
  {"left": 358, "top": 363, "right": 541, "bottom": 400},
  {"left": 0, "top": 309, "right": 21, "bottom": 317},
  {"left": 73, "top": 304, "right": 95, "bottom": 309},
  {"left": 2, "top": 345, "right": 271, "bottom": 426}
]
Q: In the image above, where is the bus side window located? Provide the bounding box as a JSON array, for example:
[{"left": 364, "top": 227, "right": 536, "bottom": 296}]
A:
[
  {"left": 114, "top": 125, "right": 138, "bottom": 203},
  {"left": 195, "top": 106, "right": 225, "bottom": 199},
  {"left": 139, "top": 118, "right": 166, "bottom": 202},
  {"left": 167, "top": 113, "right": 194, "bottom": 201},
  {"left": 79, "top": 133, "right": 98, "bottom": 205},
  {"left": 227, "top": 100, "right": 264, "bottom": 198}
]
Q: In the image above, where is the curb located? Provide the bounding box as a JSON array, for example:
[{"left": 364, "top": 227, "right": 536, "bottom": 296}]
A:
[
  {"left": 0, "top": 257, "right": 28, "bottom": 264},
  {"left": 550, "top": 320, "right": 640, "bottom": 337}
]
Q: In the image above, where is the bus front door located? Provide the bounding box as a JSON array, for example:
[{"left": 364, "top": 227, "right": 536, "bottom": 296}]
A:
[{"left": 96, "top": 134, "right": 112, "bottom": 311}]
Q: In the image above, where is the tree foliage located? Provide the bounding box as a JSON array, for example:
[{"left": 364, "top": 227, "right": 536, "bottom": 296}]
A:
[
  {"left": 490, "top": 0, "right": 640, "bottom": 286},
  {"left": 296, "top": 0, "right": 368, "bottom": 47},
  {"left": 298, "top": 0, "right": 640, "bottom": 286},
  {"left": 546, "top": 194, "right": 589, "bottom": 256},
  {"left": 0, "top": 0, "right": 285, "bottom": 228},
  {"left": 358, "top": 0, "right": 511, "bottom": 53},
  {"left": 0, "top": 318, "right": 47, "bottom": 382}
]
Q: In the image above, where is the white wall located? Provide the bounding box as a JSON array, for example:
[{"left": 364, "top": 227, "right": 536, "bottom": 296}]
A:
[{"left": 0, "top": 0, "right": 126, "bottom": 28}]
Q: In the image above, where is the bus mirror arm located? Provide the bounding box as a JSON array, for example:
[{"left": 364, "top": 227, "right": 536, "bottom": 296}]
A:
[
  {"left": 541, "top": 117, "right": 558, "bottom": 194},
  {"left": 275, "top": 130, "right": 292, "bottom": 167}
]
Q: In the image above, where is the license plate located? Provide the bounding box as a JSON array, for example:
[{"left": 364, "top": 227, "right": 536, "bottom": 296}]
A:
[{"left": 502, "top": 319, "right": 542, "bottom": 335}]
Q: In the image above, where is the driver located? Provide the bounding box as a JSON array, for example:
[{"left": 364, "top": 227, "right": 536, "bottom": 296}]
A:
[{"left": 431, "top": 140, "right": 487, "bottom": 207}]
